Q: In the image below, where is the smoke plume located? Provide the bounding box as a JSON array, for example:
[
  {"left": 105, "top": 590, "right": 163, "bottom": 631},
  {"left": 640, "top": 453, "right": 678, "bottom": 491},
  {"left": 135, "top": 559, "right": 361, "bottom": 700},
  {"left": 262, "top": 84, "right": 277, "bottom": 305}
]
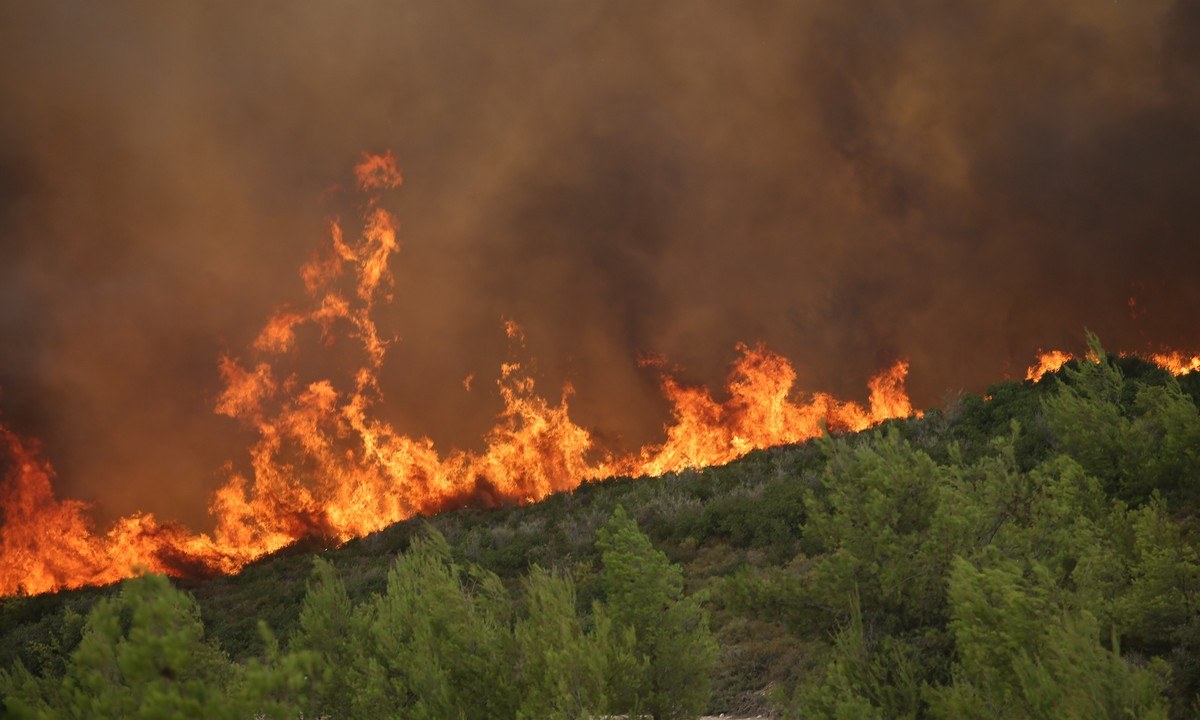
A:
[{"left": 1, "top": 0, "right": 1198, "bottom": 527}]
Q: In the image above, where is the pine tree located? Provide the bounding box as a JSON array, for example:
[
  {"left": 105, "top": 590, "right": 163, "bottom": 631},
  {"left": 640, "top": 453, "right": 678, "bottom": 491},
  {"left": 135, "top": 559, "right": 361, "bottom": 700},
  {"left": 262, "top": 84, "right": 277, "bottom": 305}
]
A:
[
  {"left": 803, "top": 430, "right": 947, "bottom": 628},
  {"left": 514, "top": 566, "right": 609, "bottom": 719},
  {"left": 2, "top": 574, "right": 243, "bottom": 719},
  {"left": 929, "top": 555, "right": 1169, "bottom": 719},
  {"left": 289, "top": 557, "right": 362, "bottom": 719},
  {"left": 353, "top": 529, "right": 518, "bottom": 720},
  {"left": 596, "top": 505, "right": 718, "bottom": 720}
]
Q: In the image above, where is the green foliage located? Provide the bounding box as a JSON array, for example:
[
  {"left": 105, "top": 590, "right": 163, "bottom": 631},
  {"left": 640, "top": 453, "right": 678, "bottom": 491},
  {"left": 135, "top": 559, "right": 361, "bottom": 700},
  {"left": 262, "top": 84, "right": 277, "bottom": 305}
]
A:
[
  {"left": 803, "top": 430, "right": 950, "bottom": 629},
  {"left": 777, "top": 336, "right": 1199, "bottom": 719},
  {"left": 1045, "top": 333, "right": 1200, "bottom": 503},
  {"left": 351, "top": 531, "right": 518, "bottom": 720},
  {"left": 686, "top": 475, "right": 807, "bottom": 556},
  {"left": 1, "top": 522, "right": 719, "bottom": 719},
  {"left": 0, "top": 595, "right": 89, "bottom": 682},
  {"left": 514, "top": 567, "right": 610, "bottom": 719},
  {"left": 597, "top": 505, "right": 719, "bottom": 719},
  {"left": 785, "top": 592, "right": 921, "bottom": 720},
  {"left": 933, "top": 380, "right": 1055, "bottom": 470},
  {"left": 5, "top": 332, "right": 1200, "bottom": 718},
  {"left": 228, "top": 623, "right": 314, "bottom": 720},
  {"left": 289, "top": 556, "right": 360, "bottom": 718},
  {"left": 929, "top": 555, "right": 1169, "bottom": 719},
  {"left": 0, "top": 574, "right": 303, "bottom": 719},
  {"left": 1118, "top": 498, "right": 1200, "bottom": 645}
]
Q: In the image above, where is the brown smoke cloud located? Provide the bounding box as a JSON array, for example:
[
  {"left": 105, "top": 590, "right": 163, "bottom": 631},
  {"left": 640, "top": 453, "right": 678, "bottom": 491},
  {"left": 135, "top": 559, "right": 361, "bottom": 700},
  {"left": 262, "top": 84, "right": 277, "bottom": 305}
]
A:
[{"left": 1, "top": 0, "right": 1198, "bottom": 528}]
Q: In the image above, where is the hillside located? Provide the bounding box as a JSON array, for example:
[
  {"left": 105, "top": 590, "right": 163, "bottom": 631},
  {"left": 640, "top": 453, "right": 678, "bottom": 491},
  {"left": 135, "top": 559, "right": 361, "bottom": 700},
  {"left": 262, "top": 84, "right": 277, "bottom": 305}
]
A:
[{"left": 3, "top": 338, "right": 1199, "bottom": 718}]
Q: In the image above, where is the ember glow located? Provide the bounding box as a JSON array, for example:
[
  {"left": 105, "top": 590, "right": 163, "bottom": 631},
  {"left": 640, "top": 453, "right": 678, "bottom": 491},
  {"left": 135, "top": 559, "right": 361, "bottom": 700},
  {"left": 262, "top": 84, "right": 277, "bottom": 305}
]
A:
[{"left": 0, "top": 154, "right": 920, "bottom": 597}]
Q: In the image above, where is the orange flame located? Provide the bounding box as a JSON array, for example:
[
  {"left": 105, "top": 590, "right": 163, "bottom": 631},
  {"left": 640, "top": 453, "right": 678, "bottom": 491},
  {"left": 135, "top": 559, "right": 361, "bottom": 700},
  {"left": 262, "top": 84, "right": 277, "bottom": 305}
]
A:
[
  {"left": 353, "top": 150, "right": 403, "bottom": 191},
  {"left": 0, "top": 428, "right": 236, "bottom": 595},
  {"left": 1025, "top": 349, "right": 1074, "bottom": 382},
  {"left": 1026, "top": 347, "right": 1200, "bottom": 383},
  {"left": 0, "top": 152, "right": 922, "bottom": 596},
  {"left": 1149, "top": 351, "right": 1200, "bottom": 376},
  {"left": 7, "top": 152, "right": 1196, "bottom": 597},
  {"left": 629, "top": 346, "right": 915, "bottom": 477}
]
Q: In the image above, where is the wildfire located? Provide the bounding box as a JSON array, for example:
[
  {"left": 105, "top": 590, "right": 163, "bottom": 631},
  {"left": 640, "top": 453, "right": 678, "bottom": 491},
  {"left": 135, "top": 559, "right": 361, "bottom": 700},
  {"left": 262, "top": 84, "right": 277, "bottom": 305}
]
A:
[
  {"left": 1026, "top": 348, "right": 1200, "bottom": 383},
  {"left": 1025, "top": 350, "right": 1073, "bottom": 383},
  {"left": 0, "top": 152, "right": 1187, "bottom": 598},
  {"left": 0, "top": 428, "right": 237, "bottom": 594},
  {"left": 632, "top": 347, "right": 914, "bottom": 478},
  {"left": 1148, "top": 351, "right": 1200, "bottom": 376}
]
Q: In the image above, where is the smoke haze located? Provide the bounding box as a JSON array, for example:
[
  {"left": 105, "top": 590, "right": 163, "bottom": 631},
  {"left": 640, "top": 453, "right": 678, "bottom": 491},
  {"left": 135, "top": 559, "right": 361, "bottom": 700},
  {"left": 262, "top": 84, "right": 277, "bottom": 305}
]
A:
[{"left": 2, "top": 1, "right": 1199, "bottom": 527}]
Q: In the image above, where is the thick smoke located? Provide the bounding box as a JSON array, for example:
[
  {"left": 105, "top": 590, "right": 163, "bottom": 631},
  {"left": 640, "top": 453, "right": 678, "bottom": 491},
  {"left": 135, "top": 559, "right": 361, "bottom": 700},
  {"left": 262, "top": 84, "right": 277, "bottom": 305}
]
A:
[{"left": 1, "top": 1, "right": 1198, "bottom": 527}]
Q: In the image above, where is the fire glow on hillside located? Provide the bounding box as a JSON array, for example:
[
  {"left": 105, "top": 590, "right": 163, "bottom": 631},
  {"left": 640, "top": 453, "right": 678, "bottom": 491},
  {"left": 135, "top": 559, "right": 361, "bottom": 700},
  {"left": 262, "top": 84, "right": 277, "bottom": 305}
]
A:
[
  {"left": 3, "top": 152, "right": 1198, "bottom": 598},
  {"left": 1025, "top": 348, "right": 1200, "bottom": 383},
  {"left": 0, "top": 154, "right": 918, "bottom": 597}
]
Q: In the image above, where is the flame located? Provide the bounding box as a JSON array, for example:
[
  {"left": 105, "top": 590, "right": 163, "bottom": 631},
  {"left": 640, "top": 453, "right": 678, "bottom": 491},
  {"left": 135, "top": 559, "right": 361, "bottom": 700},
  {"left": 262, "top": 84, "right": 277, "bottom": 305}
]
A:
[
  {"left": 1026, "top": 348, "right": 1200, "bottom": 382},
  {"left": 353, "top": 150, "right": 402, "bottom": 191},
  {"left": 1148, "top": 351, "right": 1200, "bottom": 376},
  {"left": 0, "top": 151, "right": 921, "bottom": 596},
  {"left": 6, "top": 151, "right": 1197, "bottom": 597},
  {"left": 629, "top": 346, "right": 915, "bottom": 477},
  {"left": 1026, "top": 350, "right": 1074, "bottom": 382},
  {"left": 0, "top": 428, "right": 235, "bottom": 595}
]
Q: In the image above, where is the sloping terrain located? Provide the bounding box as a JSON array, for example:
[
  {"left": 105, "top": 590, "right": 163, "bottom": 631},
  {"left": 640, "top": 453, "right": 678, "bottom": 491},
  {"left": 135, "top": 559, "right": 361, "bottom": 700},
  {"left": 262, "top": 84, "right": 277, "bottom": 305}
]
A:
[{"left": 3, "top": 345, "right": 1199, "bottom": 718}]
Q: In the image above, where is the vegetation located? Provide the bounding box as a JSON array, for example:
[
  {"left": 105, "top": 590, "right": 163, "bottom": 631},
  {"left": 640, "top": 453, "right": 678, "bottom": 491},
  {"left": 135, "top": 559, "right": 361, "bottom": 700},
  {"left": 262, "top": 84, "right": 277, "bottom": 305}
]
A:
[
  {"left": 1, "top": 512, "right": 714, "bottom": 720},
  {"left": 2, "top": 335, "right": 1199, "bottom": 718}
]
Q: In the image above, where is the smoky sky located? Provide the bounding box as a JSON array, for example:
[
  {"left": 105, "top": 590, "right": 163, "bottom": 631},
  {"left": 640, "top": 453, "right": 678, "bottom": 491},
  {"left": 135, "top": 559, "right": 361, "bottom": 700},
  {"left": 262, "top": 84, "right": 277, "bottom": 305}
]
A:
[{"left": 1, "top": 0, "right": 1199, "bottom": 528}]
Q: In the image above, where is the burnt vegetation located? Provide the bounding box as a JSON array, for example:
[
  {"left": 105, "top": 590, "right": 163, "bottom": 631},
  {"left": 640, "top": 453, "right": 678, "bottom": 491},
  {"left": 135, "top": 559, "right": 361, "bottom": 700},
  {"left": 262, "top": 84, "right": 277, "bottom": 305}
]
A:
[{"left": 2, "top": 337, "right": 1199, "bottom": 718}]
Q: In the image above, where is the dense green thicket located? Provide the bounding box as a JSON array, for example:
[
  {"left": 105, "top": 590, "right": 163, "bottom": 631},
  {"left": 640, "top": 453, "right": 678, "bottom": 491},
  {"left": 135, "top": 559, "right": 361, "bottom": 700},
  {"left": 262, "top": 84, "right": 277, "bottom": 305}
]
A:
[
  {"left": 1, "top": 511, "right": 715, "bottom": 719},
  {"left": 2, "top": 335, "right": 1199, "bottom": 718}
]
